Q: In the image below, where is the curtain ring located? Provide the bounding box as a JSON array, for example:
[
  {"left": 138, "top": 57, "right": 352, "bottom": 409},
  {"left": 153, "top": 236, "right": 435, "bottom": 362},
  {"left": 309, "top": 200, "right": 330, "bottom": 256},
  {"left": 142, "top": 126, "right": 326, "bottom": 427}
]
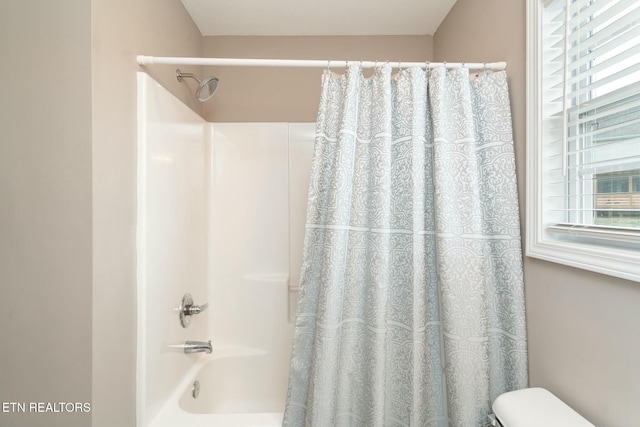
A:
[
  {"left": 327, "top": 59, "right": 331, "bottom": 72},
  {"left": 483, "top": 62, "right": 487, "bottom": 75},
  {"left": 398, "top": 60, "right": 402, "bottom": 71}
]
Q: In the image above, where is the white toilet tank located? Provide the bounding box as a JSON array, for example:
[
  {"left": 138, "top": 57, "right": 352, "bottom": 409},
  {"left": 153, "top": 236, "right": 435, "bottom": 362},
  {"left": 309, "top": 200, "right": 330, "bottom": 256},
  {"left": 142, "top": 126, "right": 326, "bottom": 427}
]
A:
[{"left": 492, "top": 387, "right": 595, "bottom": 427}]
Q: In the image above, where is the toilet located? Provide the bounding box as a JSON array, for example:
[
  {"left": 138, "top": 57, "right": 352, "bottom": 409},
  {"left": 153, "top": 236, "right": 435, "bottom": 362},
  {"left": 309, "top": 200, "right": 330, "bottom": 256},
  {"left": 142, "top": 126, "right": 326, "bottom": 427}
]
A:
[{"left": 492, "top": 388, "right": 595, "bottom": 427}]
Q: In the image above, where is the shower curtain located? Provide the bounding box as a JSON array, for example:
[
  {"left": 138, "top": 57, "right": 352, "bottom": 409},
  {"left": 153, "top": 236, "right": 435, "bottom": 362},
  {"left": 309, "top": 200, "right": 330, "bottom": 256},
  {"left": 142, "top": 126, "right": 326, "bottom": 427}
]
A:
[{"left": 284, "top": 64, "right": 527, "bottom": 427}]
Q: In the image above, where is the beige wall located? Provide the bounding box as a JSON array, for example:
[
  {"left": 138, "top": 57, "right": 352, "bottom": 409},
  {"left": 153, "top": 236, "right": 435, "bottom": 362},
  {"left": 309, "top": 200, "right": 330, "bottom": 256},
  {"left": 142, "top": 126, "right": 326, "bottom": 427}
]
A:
[
  {"left": 434, "top": 1, "right": 640, "bottom": 425},
  {"left": 0, "top": 1, "right": 92, "bottom": 426},
  {"left": 91, "top": 0, "right": 202, "bottom": 426},
  {"left": 202, "top": 36, "right": 433, "bottom": 122}
]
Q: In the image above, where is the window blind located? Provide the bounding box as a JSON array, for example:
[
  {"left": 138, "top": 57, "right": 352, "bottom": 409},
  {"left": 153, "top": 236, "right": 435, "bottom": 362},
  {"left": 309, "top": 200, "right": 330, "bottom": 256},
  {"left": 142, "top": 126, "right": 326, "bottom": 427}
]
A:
[{"left": 541, "top": 0, "right": 640, "bottom": 233}]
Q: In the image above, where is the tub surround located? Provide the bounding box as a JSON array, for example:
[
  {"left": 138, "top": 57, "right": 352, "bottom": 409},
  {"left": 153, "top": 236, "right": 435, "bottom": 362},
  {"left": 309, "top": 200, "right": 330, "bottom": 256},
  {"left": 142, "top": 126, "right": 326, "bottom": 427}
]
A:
[{"left": 137, "top": 73, "right": 315, "bottom": 426}]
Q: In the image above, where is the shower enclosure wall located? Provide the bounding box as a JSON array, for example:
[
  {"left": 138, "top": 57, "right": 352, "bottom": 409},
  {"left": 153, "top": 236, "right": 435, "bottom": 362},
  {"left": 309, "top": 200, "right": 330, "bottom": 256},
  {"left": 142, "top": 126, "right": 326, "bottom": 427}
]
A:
[{"left": 136, "top": 73, "right": 314, "bottom": 427}]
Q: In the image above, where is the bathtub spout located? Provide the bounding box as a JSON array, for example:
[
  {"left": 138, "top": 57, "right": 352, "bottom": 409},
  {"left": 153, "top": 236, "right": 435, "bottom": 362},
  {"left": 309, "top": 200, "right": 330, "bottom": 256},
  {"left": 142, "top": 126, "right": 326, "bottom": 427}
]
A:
[{"left": 184, "top": 340, "right": 212, "bottom": 354}]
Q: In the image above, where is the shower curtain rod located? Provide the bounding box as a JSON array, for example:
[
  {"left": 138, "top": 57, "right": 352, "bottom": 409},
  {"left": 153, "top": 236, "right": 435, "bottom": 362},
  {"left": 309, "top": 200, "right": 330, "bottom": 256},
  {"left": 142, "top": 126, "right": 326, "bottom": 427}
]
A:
[{"left": 136, "top": 56, "right": 507, "bottom": 71}]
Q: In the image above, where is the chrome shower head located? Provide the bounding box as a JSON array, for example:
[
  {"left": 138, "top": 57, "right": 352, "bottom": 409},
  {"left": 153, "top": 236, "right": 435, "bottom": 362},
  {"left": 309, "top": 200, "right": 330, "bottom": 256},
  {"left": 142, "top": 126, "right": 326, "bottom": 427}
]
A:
[
  {"left": 195, "top": 75, "right": 219, "bottom": 101},
  {"left": 176, "top": 69, "right": 219, "bottom": 102}
]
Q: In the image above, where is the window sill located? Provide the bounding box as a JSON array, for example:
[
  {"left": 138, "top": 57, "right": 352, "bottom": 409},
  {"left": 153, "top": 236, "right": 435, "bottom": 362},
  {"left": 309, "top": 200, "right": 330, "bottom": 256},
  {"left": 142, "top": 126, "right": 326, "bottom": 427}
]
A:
[{"left": 526, "top": 231, "right": 640, "bottom": 282}]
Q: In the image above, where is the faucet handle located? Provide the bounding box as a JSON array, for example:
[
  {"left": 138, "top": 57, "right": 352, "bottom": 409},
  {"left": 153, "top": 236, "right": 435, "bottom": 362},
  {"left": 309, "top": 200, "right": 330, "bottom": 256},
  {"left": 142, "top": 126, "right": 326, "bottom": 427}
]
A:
[
  {"left": 187, "top": 302, "right": 208, "bottom": 315},
  {"left": 179, "top": 293, "right": 209, "bottom": 328}
]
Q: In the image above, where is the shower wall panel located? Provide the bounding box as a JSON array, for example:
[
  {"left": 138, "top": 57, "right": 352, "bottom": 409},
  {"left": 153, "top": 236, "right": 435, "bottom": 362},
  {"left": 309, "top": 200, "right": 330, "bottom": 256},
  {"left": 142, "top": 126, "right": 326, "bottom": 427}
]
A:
[
  {"left": 209, "top": 123, "right": 292, "bottom": 351},
  {"left": 137, "top": 73, "right": 210, "bottom": 427},
  {"left": 207, "top": 123, "right": 315, "bottom": 401}
]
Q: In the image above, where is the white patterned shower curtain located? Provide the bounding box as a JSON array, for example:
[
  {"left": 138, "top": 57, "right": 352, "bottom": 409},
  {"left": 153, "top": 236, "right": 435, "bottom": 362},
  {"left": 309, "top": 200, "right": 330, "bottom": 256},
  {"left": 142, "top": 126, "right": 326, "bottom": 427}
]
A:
[{"left": 284, "top": 64, "right": 528, "bottom": 427}]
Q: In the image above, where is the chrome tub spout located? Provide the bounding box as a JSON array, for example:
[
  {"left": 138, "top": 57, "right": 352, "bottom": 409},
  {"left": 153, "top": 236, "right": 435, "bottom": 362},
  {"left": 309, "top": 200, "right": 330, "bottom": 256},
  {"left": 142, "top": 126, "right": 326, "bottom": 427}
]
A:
[{"left": 184, "top": 340, "right": 212, "bottom": 354}]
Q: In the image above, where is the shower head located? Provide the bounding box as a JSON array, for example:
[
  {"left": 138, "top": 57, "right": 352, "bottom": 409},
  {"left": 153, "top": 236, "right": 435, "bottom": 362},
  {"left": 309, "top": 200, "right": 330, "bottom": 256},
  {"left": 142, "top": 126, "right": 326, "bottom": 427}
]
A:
[{"left": 176, "top": 69, "right": 219, "bottom": 102}]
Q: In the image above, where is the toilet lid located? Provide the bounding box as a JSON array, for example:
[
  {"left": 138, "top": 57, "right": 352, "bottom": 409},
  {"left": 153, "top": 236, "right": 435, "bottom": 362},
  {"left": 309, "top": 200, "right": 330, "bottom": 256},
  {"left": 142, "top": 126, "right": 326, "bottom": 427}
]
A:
[{"left": 492, "top": 388, "right": 595, "bottom": 427}]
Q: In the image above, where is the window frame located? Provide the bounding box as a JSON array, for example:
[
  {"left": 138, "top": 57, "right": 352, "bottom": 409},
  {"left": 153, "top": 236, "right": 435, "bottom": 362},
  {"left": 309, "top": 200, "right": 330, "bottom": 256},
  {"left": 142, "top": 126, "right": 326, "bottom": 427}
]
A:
[{"left": 526, "top": 0, "right": 640, "bottom": 282}]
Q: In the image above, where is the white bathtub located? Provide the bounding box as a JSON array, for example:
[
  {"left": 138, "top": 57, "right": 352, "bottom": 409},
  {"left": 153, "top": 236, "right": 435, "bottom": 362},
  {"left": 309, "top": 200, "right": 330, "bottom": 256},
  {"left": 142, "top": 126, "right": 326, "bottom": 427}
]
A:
[{"left": 148, "top": 347, "right": 287, "bottom": 427}]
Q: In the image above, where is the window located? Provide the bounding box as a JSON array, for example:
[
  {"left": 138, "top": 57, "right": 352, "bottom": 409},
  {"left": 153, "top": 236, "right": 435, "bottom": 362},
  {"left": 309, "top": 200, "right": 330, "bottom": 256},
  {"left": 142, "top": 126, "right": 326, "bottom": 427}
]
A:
[{"left": 527, "top": 0, "right": 640, "bottom": 281}]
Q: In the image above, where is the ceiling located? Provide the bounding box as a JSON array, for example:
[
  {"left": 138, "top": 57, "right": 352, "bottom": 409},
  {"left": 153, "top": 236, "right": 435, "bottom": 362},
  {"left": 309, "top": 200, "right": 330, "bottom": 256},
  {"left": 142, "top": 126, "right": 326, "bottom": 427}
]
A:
[{"left": 181, "top": 0, "right": 458, "bottom": 36}]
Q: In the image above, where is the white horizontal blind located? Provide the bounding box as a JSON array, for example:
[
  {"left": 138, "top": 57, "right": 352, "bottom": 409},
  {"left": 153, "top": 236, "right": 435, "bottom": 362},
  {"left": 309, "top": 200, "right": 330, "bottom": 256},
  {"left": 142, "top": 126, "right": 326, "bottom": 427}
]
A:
[{"left": 541, "top": 0, "right": 640, "bottom": 235}]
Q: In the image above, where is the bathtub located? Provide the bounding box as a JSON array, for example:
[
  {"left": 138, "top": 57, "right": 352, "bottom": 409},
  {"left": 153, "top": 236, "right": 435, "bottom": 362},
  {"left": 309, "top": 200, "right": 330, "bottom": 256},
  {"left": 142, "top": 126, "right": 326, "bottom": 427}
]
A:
[{"left": 149, "top": 347, "right": 287, "bottom": 427}]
